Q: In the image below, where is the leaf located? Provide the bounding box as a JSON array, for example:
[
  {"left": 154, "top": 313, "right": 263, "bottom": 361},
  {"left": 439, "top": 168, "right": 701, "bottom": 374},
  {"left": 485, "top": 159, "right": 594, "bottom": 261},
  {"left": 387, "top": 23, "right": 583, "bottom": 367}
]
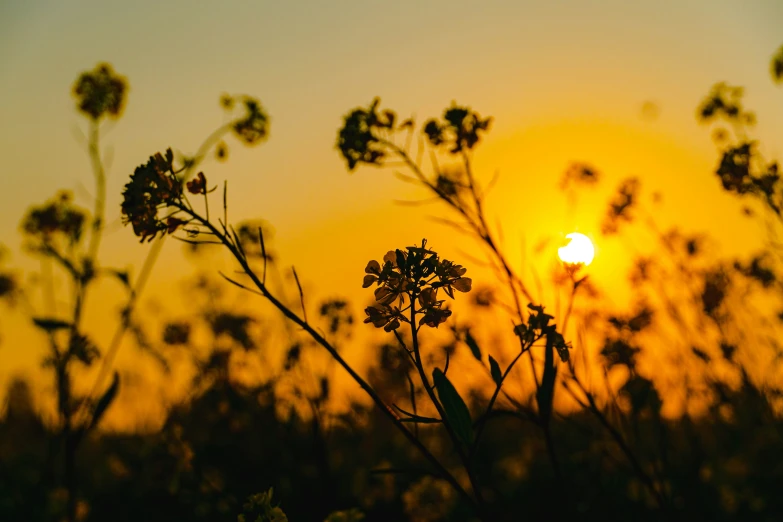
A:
[
  {"left": 464, "top": 329, "right": 482, "bottom": 361},
  {"left": 489, "top": 355, "right": 502, "bottom": 387},
  {"left": 89, "top": 371, "right": 120, "bottom": 430},
  {"left": 110, "top": 269, "right": 130, "bottom": 287},
  {"left": 536, "top": 338, "right": 557, "bottom": 424},
  {"left": 395, "top": 249, "right": 407, "bottom": 270},
  {"left": 432, "top": 368, "right": 473, "bottom": 445},
  {"left": 32, "top": 317, "right": 72, "bottom": 332}
]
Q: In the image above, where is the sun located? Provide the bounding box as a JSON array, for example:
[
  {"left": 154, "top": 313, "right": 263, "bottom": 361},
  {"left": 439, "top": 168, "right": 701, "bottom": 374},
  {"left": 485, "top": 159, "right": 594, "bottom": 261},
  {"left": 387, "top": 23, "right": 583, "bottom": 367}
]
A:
[{"left": 558, "top": 232, "right": 595, "bottom": 266}]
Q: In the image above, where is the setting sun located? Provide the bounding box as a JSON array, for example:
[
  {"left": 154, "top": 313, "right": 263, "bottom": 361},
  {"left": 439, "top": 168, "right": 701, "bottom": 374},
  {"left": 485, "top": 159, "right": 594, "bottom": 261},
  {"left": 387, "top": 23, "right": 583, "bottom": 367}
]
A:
[{"left": 558, "top": 232, "right": 595, "bottom": 266}]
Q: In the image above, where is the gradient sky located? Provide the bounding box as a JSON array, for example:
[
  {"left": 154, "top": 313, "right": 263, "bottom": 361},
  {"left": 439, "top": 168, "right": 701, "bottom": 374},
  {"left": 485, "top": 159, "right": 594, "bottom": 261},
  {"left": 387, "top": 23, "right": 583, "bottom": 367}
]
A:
[{"left": 1, "top": 1, "right": 782, "bottom": 425}]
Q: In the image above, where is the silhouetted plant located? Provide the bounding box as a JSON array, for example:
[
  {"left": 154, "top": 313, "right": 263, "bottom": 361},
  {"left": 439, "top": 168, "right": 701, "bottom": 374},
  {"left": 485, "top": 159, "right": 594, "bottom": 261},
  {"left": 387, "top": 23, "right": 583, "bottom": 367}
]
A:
[
  {"left": 8, "top": 63, "right": 142, "bottom": 522},
  {"left": 6, "top": 41, "right": 783, "bottom": 522}
]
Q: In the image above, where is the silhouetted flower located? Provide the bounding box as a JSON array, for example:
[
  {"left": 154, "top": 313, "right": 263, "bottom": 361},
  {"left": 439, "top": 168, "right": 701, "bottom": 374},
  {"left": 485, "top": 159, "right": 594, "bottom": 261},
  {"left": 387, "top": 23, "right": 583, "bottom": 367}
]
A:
[
  {"left": 215, "top": 141, "right": 228, "bottom": 161},
  {"left": 220, "top": 93, "right": 234, "bottom": 110},
  {"left": 186, "top": 172, "right": 208, "bottom": 195},
  {"left": 362, "top": 240, "right": 470, "bottom": 331},
  {"left": 560, "top": 162, "right": 600, "bottom": 190},
  {"left": 697, "top": 83, "right": 754, "bottom": 125},
  {"left": 120, "top": 149, "right": 182, "bottom": 242},
  {"left": 364, "top": 304, "right": 402, "bottom": 332},
  {"left": 423, "top": 104, "right": 492, "bottom": 154},
  {"left": 236, "top": 220, "right": 276, "bottom": 260},
  {"left": 601, "top": 178, "right": 640, "bottom": 235},
  {"left": 232, "top": 96, "right": 269, "bottom": 145},
  {"left": 771, "top": 44, "right": 783, "bottom": 84},
  {"left": 162, "top": 322, "right": 190, "bottom": 345},
  {"left": 72, "top": 63, "right": 127, "bottom": 120},
  {"left": 337, "top": 98, "right": 389, "bottom": 170},
  {"left": 166, "top": 217, "right": 186, "bottom": 234},
  {"left": 419, "top": 307, "right": 452, "bottom": 328},
  {"left": 21, "top": 191, "right": 87, "bottom": 246},
  {"left": 319, "top": 299, "right": 354, "bottom": 335},
  {"left": 0, "top": 273, "right": 16, "bottom": 300},
  {"left": 716, "top": 142, "right": 755, "bottom": 194},
  {"left": 69, "top": 333, "right": 100, "bottom": 366},
  {"left": 702, "top": 270, "right": 728, "bottom": 318},
  {"left": 209, "top": 312, "right": 255, "bottom": 350}
]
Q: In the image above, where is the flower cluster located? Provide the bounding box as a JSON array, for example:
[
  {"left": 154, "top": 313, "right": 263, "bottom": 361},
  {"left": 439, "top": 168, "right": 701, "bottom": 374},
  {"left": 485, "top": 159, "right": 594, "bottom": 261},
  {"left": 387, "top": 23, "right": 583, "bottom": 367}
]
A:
[
  {"left": 336, "top": 97, "right": 396, "bottom": 170},
  {"left": 697, "top": 83, "right": 754, "bottom": 125},
  {"left": 423, "top": 104, "right": 492, "bottom": 154},
  {"left": 362, "top": 240, "right": 471, "bottom": 332},
  {"left": 185, "top": 172, "right": 208, "bottom": 195},
  {"left": 72, "top": 63, "right": 127, "bottom": 120},
  {"left": 336, "top": 98, "right": 491, "bottom": 171},
  {"left": 514, "top": 303, "right": 571, "bottom": 362},
  {"left": 221, "top": 95, "right": 270, "bottom": 146},
  {"left": 120, "top": 148, "right": 184, "bottom": 242},
  {"left": 21, "top": 191, "right": 87, "bottom": 246}
]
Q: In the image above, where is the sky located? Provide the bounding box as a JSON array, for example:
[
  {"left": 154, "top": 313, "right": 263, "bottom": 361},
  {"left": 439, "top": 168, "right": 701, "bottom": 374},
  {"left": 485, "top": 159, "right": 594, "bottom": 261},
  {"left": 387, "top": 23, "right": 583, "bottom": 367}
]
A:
[{"left": 1, "top": 0, "right": 782, "bottom": 426}]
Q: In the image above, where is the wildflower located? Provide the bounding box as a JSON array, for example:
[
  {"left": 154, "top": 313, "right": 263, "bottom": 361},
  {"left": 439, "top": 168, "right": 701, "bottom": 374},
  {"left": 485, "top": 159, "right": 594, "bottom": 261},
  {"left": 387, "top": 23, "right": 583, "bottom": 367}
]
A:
[
  {"left": 419, "top": 307, "right": 452, "bottom": 328},
  {"left": 336, "top": 98, "right": 388, "bottom": 170},
  {"left": 186, "top": 172, "right": 207, "bottom": 195},
  {"left": 166, "top": 217, "right": 186, "bottom": 234},
  {"left": 433, "top": 258, "right": 472, "bottom": 298},
  {"left": 219, "top": 93, "right": 234, "bottom": 110},
  {"left": 120, "top": 149, "right": 182, "bottom": 242},
  {"left": 423, "top": 104, "right": 492, "bottom": 154},
  {"left": 0, "top": 273, "right": 16, "bottom": 300},
  {"left": 232, "top": 96, "right": 269, "bottom": 145},
  {"left": 362, "top": 240, "right": 471, "bottom": 331},
  {"left": 162, "top": 322, "right": 190, "bottom": 345},
  {"left": 216, "top": 141, "right": 228, "bottom": 161},
  {"left": 21, "top": 191, "right": 87, "bottom": 246},
  {"left": 72, "top": 63, "right": 127, "bottom": 120},
  {"left": 364, "top": 304, "right": 403, "bottom": 332}
]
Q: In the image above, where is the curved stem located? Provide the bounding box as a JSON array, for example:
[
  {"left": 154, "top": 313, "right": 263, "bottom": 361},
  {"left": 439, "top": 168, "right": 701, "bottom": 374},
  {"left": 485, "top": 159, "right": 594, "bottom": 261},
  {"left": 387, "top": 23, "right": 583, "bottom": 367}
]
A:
[
  {"left": 87, "top": 121, "right": 106, "bottom": 262},
  {"left": 470, "top": 345, "right": 532, "bottom": 458},
  {"left": 408, "top": 300, "right": 486, "bottom": 512},
  {"left": 180, "top": 205, "right": 480, "bottom": 515}
]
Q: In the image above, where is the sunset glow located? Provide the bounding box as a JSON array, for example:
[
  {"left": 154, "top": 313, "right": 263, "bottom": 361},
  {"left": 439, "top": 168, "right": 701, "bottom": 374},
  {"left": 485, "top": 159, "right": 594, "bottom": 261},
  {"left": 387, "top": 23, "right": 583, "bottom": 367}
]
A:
[{"left": 3, "top": 3, "right": 783, "bottom": 519}]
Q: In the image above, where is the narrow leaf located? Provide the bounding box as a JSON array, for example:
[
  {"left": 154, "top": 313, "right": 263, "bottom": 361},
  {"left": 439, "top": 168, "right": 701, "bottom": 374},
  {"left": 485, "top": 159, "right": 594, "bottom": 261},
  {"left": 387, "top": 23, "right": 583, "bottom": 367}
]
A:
[
  {"left": 89, "top": 371, "right": 120, "bottom": 430},
  {"left": 464, "top": 329, "right": 482, "bottom": 361},
  {"left": 392, "top": 403, "right": 442, "bottom": 424},
  {"left": 432, "top": 368, "right": 473, "bottom": 445},
  {"left": 32, "top": 317, "right": 72, "bottom": 332},
  {"left": 536, "top": 339, "right": 557, "bottom": 424},
  {"left": 489, "top": 355, "right": 502, "bottom": 387}
]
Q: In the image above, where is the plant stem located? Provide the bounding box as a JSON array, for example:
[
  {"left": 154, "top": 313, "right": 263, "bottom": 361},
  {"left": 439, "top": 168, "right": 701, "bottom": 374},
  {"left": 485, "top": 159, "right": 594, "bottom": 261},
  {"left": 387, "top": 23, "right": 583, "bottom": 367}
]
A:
[
  {"left": 182, "top": 205, "right": 482, "bottom": 517},
  {"left": 408, "top": 301, "right": 486, "bottom": 512}
]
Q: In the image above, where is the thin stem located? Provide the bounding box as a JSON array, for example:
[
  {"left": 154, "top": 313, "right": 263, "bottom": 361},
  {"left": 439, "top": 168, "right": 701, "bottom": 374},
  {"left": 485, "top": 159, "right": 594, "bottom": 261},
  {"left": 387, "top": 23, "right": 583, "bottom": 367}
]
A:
[
  {"left": 87, "top": 121, "right": 106, "bottom": 261},
  {"left": 78, "top": 236, "right": 165, "bottom": 423},
  {"left": 408, "top": 300, "right": 486, "bottom": 512},
  {"left": 470, "top": 345, "right": 531, "bottom": 458},
  {"left": 178, "top": 205, "right": 480, "bottom": 516},
  {"left": 564, "top": 377, "right": 665, "bottom": 508}
]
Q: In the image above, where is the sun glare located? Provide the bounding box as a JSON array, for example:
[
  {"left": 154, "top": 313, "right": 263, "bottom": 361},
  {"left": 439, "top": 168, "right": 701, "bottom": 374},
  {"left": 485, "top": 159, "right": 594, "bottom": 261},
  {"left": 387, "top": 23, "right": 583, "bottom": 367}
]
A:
[{"left": 558, "top": 232, "right": 595, "bottom": 266}]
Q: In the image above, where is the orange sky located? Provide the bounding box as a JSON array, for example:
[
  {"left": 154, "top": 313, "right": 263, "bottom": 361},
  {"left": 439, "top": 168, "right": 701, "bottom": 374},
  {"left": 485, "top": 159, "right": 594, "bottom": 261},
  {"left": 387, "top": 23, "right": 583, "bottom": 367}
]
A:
[{"left": 1, "top": 1, "right": 782, "bottom": 426}]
